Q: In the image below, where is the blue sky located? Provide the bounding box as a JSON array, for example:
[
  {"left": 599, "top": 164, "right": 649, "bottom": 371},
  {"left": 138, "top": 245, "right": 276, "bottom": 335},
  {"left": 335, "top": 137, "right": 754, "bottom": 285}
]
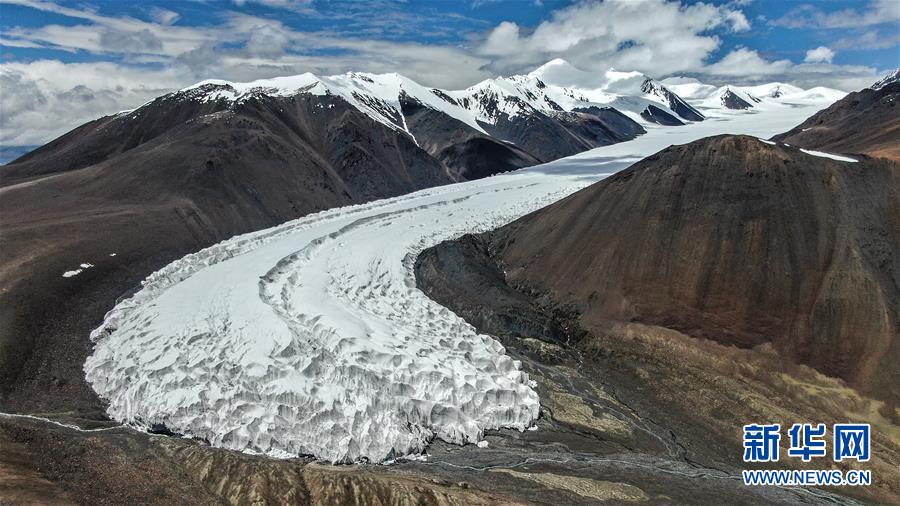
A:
[{"left": 1, "top": 0, "right": 898, "bottom": 148}]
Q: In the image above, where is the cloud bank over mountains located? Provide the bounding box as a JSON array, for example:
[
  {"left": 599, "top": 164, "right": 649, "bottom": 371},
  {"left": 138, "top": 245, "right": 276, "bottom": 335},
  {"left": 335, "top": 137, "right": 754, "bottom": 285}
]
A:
[{"left": 1, "top": 0, "right": 895, "bottom": 147}]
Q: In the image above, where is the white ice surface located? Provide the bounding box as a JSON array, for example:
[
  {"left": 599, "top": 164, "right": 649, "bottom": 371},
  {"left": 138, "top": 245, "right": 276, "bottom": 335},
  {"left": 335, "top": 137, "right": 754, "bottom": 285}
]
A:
[
  {"left": 84, "top": 100, "right": 834, "bottom": 463},
  {"left": 799, "top": 148, "right": 858, "bottom": 162}
]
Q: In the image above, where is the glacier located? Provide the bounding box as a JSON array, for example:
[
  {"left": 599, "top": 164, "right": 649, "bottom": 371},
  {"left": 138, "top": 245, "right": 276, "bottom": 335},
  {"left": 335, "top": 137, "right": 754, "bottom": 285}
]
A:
[{"left": 84, "top": 96, "right": 836, "bottom": 463}]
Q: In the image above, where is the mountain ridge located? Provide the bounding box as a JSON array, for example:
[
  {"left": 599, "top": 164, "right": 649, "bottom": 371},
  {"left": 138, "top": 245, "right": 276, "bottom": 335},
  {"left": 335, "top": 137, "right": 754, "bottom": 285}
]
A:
[
  {"left": 773, "top": 80, "right": 900, "bottom": 161},
  {"left": 5, "top": 59, "right": 847, "bottom": 176}
]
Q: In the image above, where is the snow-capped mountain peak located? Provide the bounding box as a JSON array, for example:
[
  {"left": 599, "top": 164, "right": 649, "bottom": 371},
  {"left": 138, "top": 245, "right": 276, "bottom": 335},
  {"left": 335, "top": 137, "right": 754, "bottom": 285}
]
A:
[
  {"left": 744, "top": 82, "right": 803, "bottom": 98},
  {"left": 639, "top": 78, "right": 706, "bottom": 121},
  {"left": 871, "top": 68, "right": 900, "bottom": 90},
  {"left": 159, "top": 60, "right": 842, "bottom": 151},
  {"left": 173, "top": 60, "right": 718, "bottom": 135},
  {"left": 179, "top": 70, "right": 490, "bottom": 137},
  {"left": 526, "top": 58, "right": 593, "bottom": 88}
]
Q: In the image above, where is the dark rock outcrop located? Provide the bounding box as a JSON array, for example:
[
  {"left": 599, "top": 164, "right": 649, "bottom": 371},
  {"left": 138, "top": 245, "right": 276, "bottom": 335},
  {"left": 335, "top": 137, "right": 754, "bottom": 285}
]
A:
[
  {"left": 640, "top": 79, "right": 705, "bottom": 121},
  {"left": 0, "top": 89, "right": 457, "bottom": 411},
  {"left": 416, "top": 135, "right": 900, "bottom": 504},
  {"left": 719, "top": 89, "right": 755, "bottom": 109},
  {"left": 399, "top": 91, "right": 541, "bottom": 179},
  {"left": 424, "top": 136, "right": 900, "bottom": 406},
  {"left": 871, "top": 68, "right": 900, "bottom": 90},
  {"left": 640, "top": 104, "right": 684, "bottom": 125},
  {"left": 475, "top": 108, "right": 645, "bottom": 162}
]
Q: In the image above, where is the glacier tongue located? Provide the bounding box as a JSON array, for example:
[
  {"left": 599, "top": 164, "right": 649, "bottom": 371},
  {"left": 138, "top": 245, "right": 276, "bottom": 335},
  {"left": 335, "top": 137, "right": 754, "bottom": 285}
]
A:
[
  {"left": 84, "top": 98, "right": 835, "bottom": 463},
  {"left": 83, "top": 178, "right": 569, "bottom": 463}
]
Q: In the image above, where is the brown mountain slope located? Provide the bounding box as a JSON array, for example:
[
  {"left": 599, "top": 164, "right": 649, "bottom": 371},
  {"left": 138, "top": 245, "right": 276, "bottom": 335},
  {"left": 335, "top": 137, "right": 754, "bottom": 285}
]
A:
[
  {"left": 489, "top": 135, "right": 900, "bottom": 404},
  {"left": 0, "top": 75, "right": 648, "bottom": 413},
  {"left": 416, "top": 134, "right": 900, "bottom": 503},
  {"left": 772, "top": 81, "right": 900, "bottom": 161},
  {"left": 0, "top": 91, "right": 454, "bottom": 412}
]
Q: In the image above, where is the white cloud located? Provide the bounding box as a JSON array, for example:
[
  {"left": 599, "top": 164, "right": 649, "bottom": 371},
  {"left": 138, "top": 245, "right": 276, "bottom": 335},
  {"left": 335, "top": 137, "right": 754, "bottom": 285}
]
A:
[
  {"left": 724, "top": 10, "right": 751, "bottom": 31},
  {"left": 474, "top": 0, "right": 876, "bottom": 91},
  {"left": 702, "top": 47, "right": 874, "bottom": 90},
  {"left": 0, "top": 2, "right": 493, "bottom": 146},
  {"left": 832, "top": 30, "right": 900, "bottom": 50},
  {"left": 804, "top": 46, "right": 834, "bottom": 64},
  {"left": 232, "top": 0, "right": 313, "bottom": 9},
  {"left": 149, "top": 7, "right": 180, "bottom": 26},
  {"left": 478, "top": 0, "right": 750, "bottom": 77},
  {"left": 704, "top": 47, "right": 792, "bottom": 76},
  {"left": 0, "top": 0, "right": 884, "bottom": 147},
  {"left": 773, "top": 0, "right": 899, "bottom": 29},
  {"left": 0, "top": 60, "right": 184, "bottom": 145},
  {"left": 0, "top": 2, "right": 489, "bottom": 86}
]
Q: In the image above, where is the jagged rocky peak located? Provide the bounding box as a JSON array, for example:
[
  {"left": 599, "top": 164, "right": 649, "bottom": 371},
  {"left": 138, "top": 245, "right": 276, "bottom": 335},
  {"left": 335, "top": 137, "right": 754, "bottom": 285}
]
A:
[
  {"left": 871, "top": 68, "right": 900, "bottom": 90},
  {"left": 719, "top": 87, "right": 759, "bottom": 110},
  {"left": 524, "top": 59, "right": 705, "bottom": 123},
  {"left": 164, "top": 59, "right": 714, "bottom": 140},
  {"left": 640, "top": 78, "right": 705, "bottom": 121}
]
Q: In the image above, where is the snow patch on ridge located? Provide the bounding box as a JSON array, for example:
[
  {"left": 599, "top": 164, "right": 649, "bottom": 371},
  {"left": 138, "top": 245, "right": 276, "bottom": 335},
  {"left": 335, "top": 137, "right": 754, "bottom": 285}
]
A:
[
  {"left": 63, "top": 262, "right": 94, "bottom": 278},
  {"left": 799, "top": 148, "right": 858, "bottom": 163}
]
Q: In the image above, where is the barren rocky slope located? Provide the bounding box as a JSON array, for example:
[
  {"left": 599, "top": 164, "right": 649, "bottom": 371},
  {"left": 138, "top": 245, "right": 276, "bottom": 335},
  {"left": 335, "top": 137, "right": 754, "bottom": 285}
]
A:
[
  {"left": 417, "top": 136, "right": 900, "bottom": 504},
  {"left": 773, "top": 81, "right": 900, "bottom": 161},
  {"left": 0, "top": 72, "right": 651, "bottom": 413},
  {"left": 0, "top": 90, "right": 457, "bottom": 413},
  {"left": 491, "top": 136, "right": 900, "bottom": 403}
]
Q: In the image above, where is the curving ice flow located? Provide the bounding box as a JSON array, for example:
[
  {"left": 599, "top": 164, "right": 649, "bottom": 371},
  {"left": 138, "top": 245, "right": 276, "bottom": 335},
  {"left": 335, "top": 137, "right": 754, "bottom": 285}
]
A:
[{"left": 84, "top": 101, "right": 832, "bottom": 463}]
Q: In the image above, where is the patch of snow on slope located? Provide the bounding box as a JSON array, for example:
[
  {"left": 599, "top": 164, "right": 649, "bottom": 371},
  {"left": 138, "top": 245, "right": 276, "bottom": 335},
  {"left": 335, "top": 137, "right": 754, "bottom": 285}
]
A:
[
  {"left": 799, "top": 148, "right": 858, "bottom": 162},
  {"left": 740, "top": 82, "right": 803, "bottom": 99},
  {"left": 63, "top": 262, "right": 94, "bottom": 278}
]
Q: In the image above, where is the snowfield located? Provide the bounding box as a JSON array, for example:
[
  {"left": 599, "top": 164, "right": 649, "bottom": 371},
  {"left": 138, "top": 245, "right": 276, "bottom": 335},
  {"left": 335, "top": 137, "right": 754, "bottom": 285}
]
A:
[{"left": 85, "top": 100, "right": 836, "bottom": 463}]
